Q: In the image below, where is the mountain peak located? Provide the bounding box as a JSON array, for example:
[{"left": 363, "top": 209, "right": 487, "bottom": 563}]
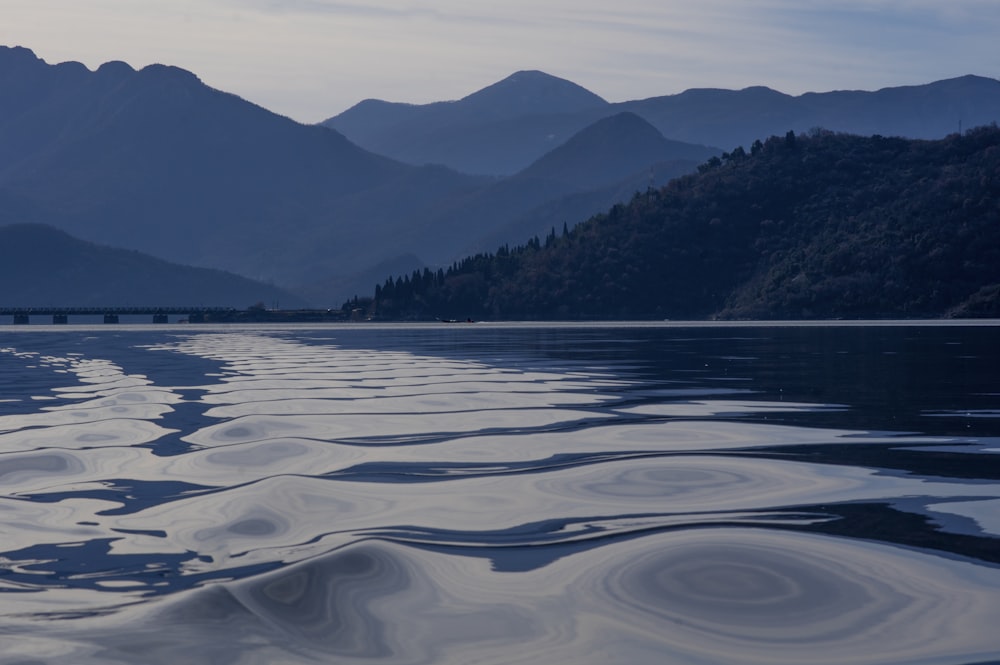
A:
[
  {"left": 582, "top": 111, "right": 663, "bottom": 136},
  {"left": 97, "top": 60, "right": 136, "bottom": 76},
  {"left": 460, "top": 70, "right": 608, "bottom": 117},
  {"left": 0, "top": 45, "right": 40, "bottom": 64},
  {"left": 138, "top": 63, "right": 202, "bottom": 85},
  {"left": 497, "top": 69, "right": 578, "bottom": 87},
  {"left": 517, "top": 111, "right": 716, "bottom": 189},
  {"left": 0, "top": 45, "right": 50, "bottom": 78}
]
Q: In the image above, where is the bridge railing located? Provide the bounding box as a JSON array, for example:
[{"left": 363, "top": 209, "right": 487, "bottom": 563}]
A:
[
  {"left": 1, "top": 307, "right": 351, "bottom": 324},
  {"left": 0, "top": 307, "right": 236, "bottom": 315}
]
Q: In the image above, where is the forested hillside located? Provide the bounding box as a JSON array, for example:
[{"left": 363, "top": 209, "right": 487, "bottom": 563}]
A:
[{"left": 370, "top": 127, "right": 1000, "bottom": 320}]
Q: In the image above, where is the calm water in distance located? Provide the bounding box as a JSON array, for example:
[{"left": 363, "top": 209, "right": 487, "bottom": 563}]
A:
[{"left": 0, "top": 321, "right": 998, "bottom": 664}]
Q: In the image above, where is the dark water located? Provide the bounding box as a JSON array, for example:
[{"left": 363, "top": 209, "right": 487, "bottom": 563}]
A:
[{"left": 1, "top": 322, "right": 999, "bottom": 664}]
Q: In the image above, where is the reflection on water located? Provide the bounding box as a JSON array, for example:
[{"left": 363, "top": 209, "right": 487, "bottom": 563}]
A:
[{"left": 0, "top": 323, "right": 999, "bottom": 664}]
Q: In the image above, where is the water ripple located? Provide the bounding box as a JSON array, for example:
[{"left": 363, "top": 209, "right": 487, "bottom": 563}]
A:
[
  {"left": 0, "top": 419, "right": 177, "bottom": 453},
  {"left": 590, "top": 528, "right": 1000, "bottom": 663},
  {"left": 20, "top": 530, "right": 1000, "bottom": 665},
  {"left": 0, "top": 325, "right": 998, "bottom": 664}
]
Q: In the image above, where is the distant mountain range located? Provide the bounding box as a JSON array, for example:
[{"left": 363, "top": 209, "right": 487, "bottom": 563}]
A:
[
  {"left": 0, "top": 224, "right": 306, "bottom": 308},
  {"left": 323, "top": 70, "right": 611, "bottom": 175},
  {"left": 0, "top": 46, "right": 485, "bottom": 303},
  {"left": 324, "top": 71, "right": 1000, "bottom": 176},
  {"left": 2, "top": 44, "right": 998, "bottom": 307}
]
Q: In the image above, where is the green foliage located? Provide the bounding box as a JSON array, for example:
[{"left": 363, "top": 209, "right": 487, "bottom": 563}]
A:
[{"left": 370, "top": 126, "right": 1000, "bottom": 320}]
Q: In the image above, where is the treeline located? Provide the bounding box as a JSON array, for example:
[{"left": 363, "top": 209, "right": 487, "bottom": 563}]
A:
[{"left": 369, "top": 126, "right": 1000, "bottom": 320}]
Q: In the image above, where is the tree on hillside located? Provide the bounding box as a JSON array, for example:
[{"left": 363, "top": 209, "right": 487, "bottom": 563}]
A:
[{"left": 369, "top": 126, "right": 1000, "bottom": 321}]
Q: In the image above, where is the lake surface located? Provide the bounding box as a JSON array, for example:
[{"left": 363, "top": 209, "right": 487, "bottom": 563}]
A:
[{"left": 1, "top": 322, "right": 999, "bottom": 664}]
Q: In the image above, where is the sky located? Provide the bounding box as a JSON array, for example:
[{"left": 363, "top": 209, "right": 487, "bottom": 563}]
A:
[{"left": 2, "top": 0, "right": 998, "bottom": 124}]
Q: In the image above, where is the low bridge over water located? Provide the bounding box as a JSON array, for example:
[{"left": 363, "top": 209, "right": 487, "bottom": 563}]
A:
[{"left": 0, "top": 307, "right": 353, "bottom": 325}]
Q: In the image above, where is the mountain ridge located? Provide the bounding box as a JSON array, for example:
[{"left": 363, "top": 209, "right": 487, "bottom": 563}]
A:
[
  {"left": 457, "top": 70, "right": 608, "bottom": 117},
  {"left": 325, "top": 71, "right": 1000, "bottom": 175},
  {"left": 0, "top": 223, "right": 307, "bottom": 308},
  {"left": 0, "top": 45, "right": 490, "bottom": 299},
  {"left": 517, "top": 112, "right": 715, "bottom": 190},
  {"left": 324, "top": 70, "right": 611, "bottom": 175}
]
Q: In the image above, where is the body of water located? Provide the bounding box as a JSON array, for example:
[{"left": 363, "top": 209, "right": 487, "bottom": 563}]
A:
[{"left": 1, "top": 322, "right": 999, "bottom": 664}]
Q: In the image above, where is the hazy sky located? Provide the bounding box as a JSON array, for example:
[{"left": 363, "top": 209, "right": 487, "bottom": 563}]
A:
[{"left": 2, "top": 0, "right": 997, "bottom": 123}]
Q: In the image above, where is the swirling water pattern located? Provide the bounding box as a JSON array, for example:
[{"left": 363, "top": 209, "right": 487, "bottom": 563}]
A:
[{"left": 0, "top": 323, "right": 999, "bottom": 664}]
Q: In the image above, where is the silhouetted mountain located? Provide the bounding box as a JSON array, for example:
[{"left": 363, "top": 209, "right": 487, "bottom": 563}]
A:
[
  {"left": 458, "top": 70, "right": 608, "bottom": 117},
  {"left": 0, "top": 45, "right": 487, "bottom": 301},
  {"left": 1, "top": 47, "right": 721, "bottom": 304},
  {"left": 1, "top": 48, "right": 716, "bottom": 304},
  {"left": 379, "top": 113, "right": 717, "bottom": 267},
  {"left": 412, "top": 113, "right": 722, "bottom": 266},
  {"left": 370, "top": 127, "right": 1000, "bottom": 320},
  {"left": 617, "top": 75, "right": 1000, "bottom": 150},
  {"left": 324, "top": 72, "right": 1000, "bottom": 176},
  {"left": 0, "top": 224, "right": 307, "bottom": 308},
  {"left": 516, "top": 112, "right": 716, "bottom": 190},
  {"left": 323, "top": 71, "right": 610, "bottom": 174}
]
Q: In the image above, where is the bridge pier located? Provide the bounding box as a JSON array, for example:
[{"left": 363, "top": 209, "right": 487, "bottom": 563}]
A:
[
  {"left": 53, "top": 314, "right": 68, "bottom": 324},
  {"left": 152, "top": 313, "right": 168, "bottom": 324},
  {"left": 103, "top": 314, "right": 119, "bottom": 324},
  {"left": 13, "top": 314, "right": 29, "bottom": 325}
]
